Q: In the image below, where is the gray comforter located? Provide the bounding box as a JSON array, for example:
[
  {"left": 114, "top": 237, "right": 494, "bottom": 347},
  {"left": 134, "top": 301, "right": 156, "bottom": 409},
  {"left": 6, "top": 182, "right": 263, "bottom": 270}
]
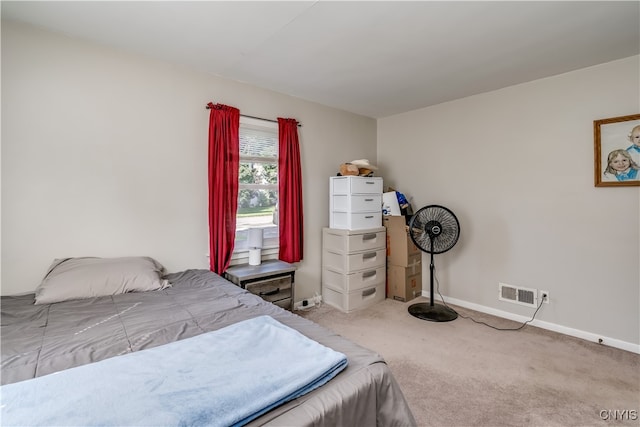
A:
[{"left": 1, "top": 269, "right": 416, "bottom": 426}]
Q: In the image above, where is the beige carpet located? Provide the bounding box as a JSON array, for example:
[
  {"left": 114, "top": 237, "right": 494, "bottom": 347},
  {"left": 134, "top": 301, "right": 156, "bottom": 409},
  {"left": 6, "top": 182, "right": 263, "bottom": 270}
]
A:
[{"left": 298, "top": 297, "right": 640, "bottom": 427}]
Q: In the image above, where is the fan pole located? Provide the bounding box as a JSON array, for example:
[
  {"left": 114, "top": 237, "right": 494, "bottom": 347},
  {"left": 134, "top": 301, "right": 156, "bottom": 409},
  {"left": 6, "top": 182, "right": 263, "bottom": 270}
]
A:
[{"left": 429, "top": 250, "right": 435, "bottom": 307}]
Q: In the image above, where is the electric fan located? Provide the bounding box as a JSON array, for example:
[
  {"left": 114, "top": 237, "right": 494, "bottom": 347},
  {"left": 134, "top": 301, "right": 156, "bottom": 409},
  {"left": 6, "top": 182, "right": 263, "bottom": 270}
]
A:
[{"left": 408, "top": 205, "right": 460, "bottom": 322}]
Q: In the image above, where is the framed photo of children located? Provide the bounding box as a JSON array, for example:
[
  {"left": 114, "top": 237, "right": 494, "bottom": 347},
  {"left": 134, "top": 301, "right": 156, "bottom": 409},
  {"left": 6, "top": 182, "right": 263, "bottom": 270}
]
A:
[{"left": 594, "top": 113, "right": 640, "bottom": 187}]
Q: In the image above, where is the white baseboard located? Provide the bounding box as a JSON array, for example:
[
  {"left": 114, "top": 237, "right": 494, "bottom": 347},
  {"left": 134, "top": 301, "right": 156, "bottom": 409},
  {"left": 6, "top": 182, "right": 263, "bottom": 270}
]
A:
[{"left": 423, "top": 292, "right": 640, "bottom": 355}]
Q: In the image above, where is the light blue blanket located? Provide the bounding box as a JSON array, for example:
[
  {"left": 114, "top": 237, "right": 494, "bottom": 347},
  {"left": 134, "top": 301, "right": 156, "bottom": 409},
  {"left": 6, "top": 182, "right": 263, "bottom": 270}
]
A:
[{"left": 0, "top": 315, "right": 348, "bottom": 427}]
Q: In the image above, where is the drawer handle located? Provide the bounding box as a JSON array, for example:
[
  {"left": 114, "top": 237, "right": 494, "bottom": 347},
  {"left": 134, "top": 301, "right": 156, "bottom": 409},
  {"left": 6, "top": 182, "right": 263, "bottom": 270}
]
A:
[
  {"left": 364, "top": 215, "right": 374, "bottom": 219},
  {"left": 364, "top": 198, "right": 374, "bottom": 202},
  {"left": 362, "top": 233, "right": 377, "bottom": 241},
  {"left": 362, "top": 270, "right": 377, "bottom": 279},
  {"left": 362, "top": 288, "right": 376, "bottom": 297},
  {"left": 362, "top": 252, "right": 376, "bottom": 260},
  {"left": 259, "top": 288, "right": 280, "bottom": 296},
  {"left": 365, "top": 181, "right": 375, "bottom": 185}
]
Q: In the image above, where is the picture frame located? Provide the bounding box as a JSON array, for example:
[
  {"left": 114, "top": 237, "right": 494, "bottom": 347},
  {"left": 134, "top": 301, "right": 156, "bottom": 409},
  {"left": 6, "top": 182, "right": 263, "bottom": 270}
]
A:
[{"left": 594, "top": 113, "right": 640, "bottom": 187}]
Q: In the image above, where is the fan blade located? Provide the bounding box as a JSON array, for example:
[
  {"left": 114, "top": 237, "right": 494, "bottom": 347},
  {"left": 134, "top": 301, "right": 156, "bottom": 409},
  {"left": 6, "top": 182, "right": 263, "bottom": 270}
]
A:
[{"left": 413, "top": 231, "right": 432, "bottom": 250}]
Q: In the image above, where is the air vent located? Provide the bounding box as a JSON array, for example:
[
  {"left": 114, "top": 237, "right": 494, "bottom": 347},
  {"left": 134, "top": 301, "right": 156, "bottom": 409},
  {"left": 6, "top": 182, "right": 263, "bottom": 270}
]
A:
[{"left": 498, "top": 283, "right": 538, "bottom": 307}]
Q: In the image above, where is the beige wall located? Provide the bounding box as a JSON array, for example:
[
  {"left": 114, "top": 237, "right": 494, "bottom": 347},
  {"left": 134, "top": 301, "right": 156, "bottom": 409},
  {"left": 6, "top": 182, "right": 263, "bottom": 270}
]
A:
[
  {"left": 1, "top": 21, "right": 377, "bottom": 298},
  {"left": 378, "top": 56, "right": 640, "bottom": 347}
]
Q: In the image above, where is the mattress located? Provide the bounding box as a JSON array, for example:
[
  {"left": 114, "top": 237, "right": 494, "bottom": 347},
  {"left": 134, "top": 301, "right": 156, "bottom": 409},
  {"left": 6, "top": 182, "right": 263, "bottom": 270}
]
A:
[{"left": 1, "top": 269, "right": 416, "bottom": 426}]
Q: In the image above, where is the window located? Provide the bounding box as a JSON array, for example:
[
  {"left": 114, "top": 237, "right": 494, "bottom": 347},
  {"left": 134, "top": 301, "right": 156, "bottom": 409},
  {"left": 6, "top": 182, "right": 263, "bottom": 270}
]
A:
[{"left": 234, "top": 118, "right": 279, "bottom": 255}]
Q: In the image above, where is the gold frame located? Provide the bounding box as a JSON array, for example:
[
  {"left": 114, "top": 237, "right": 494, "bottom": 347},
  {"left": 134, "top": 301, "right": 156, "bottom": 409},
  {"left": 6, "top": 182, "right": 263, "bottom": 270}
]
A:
[{"left": 594, "top": 114, "right": 640, "bottom": 187}]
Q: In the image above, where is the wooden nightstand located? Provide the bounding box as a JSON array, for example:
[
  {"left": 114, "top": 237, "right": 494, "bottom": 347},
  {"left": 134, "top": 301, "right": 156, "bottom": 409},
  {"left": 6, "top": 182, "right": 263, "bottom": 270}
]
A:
[{"left": 224, "top": 260, "right": 296, "bottom": 310}]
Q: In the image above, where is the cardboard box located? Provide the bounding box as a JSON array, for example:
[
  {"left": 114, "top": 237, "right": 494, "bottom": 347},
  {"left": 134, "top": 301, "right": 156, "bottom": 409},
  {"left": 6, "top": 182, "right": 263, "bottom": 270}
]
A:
[
  {"left": 386, "top": 264, "right": 422, "bottom": 302},
  {"left": 384, "top": 215, "right": 421, "bottom": 266}
]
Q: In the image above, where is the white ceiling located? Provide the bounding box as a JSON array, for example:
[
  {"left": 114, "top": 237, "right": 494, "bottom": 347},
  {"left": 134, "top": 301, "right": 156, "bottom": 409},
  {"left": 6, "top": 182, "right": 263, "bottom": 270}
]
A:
[{"left": 3, "top": 1, "right": 639, "bottom": 118}]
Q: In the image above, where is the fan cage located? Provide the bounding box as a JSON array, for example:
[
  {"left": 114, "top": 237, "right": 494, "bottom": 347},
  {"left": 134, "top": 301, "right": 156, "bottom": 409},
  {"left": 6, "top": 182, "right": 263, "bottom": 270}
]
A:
[{"left": 408, "top": 205, "right": 460, "bottom": 254}]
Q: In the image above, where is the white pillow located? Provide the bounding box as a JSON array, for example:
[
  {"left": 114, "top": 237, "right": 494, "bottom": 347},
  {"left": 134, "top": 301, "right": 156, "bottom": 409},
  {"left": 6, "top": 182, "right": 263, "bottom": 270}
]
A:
[{"left": 34, "top": 257, "right": 171, "bottom": 305}]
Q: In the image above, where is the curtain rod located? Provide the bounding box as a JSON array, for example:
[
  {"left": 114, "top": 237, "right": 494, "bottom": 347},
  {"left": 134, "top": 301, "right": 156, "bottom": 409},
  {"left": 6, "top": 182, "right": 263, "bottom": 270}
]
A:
[{"left": 205, "top": 105, "right": 302, "bottom": 127}]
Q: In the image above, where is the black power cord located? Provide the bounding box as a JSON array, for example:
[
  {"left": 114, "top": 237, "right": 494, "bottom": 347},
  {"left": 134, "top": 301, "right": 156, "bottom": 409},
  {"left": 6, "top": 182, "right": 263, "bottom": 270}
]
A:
[{"left": 433, "top": 273, "right": 545, "bottom": 331}]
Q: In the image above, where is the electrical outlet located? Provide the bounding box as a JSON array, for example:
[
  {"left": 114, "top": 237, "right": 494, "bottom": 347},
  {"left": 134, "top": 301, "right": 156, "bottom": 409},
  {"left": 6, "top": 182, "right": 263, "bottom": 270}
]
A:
[{"left": 539, "top": 290, "right": 550, "bottom": 304}]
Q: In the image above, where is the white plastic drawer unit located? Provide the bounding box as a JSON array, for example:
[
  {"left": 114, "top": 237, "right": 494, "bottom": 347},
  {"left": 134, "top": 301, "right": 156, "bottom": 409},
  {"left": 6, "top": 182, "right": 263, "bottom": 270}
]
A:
[
  {"left": 329, "top": 176, "right": 383, "bottom": 230},
  {"left": 330, "top": 212, "right": 383, "bottom": 231},
  {"left": 322, "top": 266, "right": 385, "bottom": 293},
  {"left": 322, "top": 282, "right": 385, "bottom": 313},
  {"left": 323, "top": 228, "right": 386, "bottom": 254},
  {"left": 331, "top": 176, "right": 383, "bottom": 195},
  {"left": 332, "top": 194, "right": 382, "bottom": 212},
  {"left": 323, "top": 248, "right": 385, "bottom": 273}
]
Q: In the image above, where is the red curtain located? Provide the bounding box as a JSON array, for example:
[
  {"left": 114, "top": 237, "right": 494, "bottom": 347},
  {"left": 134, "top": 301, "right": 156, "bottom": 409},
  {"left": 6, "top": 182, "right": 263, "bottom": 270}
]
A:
[
  {"left": 278, "top": 118, "right": 303, "bottom": 263},
  {"left": 208, "top": 103, "right": 240, "bottom": 274}
]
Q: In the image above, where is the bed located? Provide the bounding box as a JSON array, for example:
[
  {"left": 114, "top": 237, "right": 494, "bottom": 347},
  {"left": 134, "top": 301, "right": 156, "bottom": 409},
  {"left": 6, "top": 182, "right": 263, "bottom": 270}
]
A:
[{"left": 1, "top": 257, "right": 416, "bottom": 426}]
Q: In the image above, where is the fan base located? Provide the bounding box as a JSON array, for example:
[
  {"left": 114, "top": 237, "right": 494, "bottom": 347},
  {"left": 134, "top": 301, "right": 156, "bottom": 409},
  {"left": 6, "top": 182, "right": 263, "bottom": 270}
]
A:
[{"left": 408, "top": 302, "right": 458, "bottom": 322}]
